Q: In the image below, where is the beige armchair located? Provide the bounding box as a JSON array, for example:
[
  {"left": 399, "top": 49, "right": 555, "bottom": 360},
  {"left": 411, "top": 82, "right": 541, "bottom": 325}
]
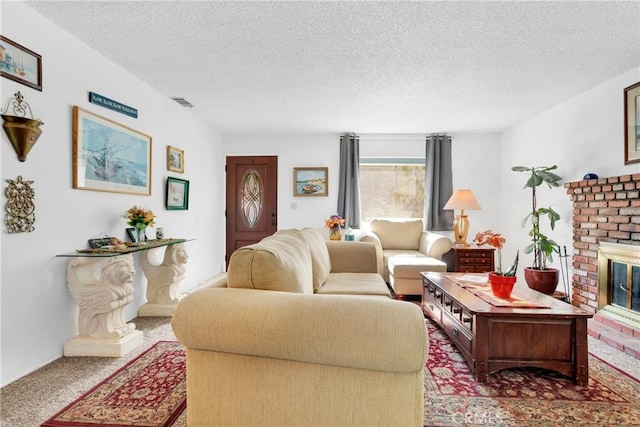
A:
[{"left": 359, "top": 219, "right": 452, "bottom": 296}]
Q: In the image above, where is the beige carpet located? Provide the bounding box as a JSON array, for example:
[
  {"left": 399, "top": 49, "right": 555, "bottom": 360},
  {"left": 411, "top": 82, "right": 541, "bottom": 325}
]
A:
[{"left": 1, "top": 317, "right": 186, "bottom": 426}]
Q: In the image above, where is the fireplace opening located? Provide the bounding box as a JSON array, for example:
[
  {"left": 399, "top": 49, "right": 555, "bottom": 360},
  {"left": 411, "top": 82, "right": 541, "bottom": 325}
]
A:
[{"left": 598, "top": 242, "right": 640, "bottom": 326}]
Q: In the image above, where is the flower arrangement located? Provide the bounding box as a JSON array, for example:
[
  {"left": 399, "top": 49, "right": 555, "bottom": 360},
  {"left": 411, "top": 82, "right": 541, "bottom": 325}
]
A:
[
  {"left": 325, "top": 214, "right": 345, "bottom": 229},
  {"left": 123, "top": 206, "right": 155, "bottom": 229},
  {"left": 474, "top": 230, "right": 518, "bottom": 276}
]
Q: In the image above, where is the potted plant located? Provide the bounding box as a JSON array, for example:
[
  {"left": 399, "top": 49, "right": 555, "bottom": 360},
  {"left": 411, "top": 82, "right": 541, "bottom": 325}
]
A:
[
  {"left": 512, "top": 165, "right": 562, "bottom": 294},
  {"left": 474, "top": 230, "right": 519, "bottom": 298}
]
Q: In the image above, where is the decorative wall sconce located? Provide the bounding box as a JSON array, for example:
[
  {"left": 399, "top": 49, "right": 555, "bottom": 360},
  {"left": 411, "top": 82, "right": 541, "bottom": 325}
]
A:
[
  {"left": 5, "top": 175, "right": 35, "bottom": 233},
  {"left": 1, "top": 91, "right": 44, "bottom": 162}
]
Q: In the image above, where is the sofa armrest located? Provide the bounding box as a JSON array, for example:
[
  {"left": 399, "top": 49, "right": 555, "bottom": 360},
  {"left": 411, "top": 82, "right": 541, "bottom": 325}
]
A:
[
  {"left": 325, "top": 241, "right": 379, "bottom": 273},
  {"left": 172, "top": 287, "right": 427, "bottom": 372},
  {"left": 419, "top": 231, "right": 452, "bottom": 259},
  {"left": 355, "top": 231, "right": 384, "bottom": 275}
]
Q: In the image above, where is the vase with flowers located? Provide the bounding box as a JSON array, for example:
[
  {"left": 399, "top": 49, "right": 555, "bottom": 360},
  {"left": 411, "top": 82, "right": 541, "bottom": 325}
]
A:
[
  {"left": 474, "top": 230, "right": 519, "bottom": 298},
  {"left": 325, "top": 214, "right": 345, "bottom": 241},
  {"left": 123, "top": 206, "right": 155, "bottom": 244}
]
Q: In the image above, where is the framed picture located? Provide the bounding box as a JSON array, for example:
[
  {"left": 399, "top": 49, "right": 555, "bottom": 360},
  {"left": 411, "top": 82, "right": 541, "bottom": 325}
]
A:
[
  {"left": 167, "top": 145, "right": 184, "bottom": 173},
  {"left": 624, "top": 81, "right": 640, "bottom": 165},
  {"left": 88, "top": 237, "right": 116, "bottom": 249},
  {"left": 293, "top": 167, "right": 328, "bottom": 197},
  {"left": 0, "top": 36, "right": 42, "bottom": 91},
  {"left": 166, "top": 176, "right": 189, "bottom": 210},
  {"left": 73, "top": 106, "right": 152, "bottom": 195}
]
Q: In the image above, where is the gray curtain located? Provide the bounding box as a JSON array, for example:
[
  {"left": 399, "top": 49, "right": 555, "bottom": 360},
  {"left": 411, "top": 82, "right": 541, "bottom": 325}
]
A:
[
  {"left": 337, "top": 133, "right": 361, "bottom": 229},
  {"left": 424, "top": 134, "right": 453, "bottom": 231}
]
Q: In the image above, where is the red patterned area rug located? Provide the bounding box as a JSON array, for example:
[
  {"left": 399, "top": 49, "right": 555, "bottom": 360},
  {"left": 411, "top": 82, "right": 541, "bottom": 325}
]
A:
[
  {"left": 424, "top": 320, "right": 640, "bottom": 426},
  {"left": 41, "top": 341, "right": 185, "bottom": 427}
]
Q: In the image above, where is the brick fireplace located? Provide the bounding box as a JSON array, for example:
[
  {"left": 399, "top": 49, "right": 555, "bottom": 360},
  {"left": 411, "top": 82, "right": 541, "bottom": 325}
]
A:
[{"left": 565, "top": 173, "right": 640, "bottom": 359}]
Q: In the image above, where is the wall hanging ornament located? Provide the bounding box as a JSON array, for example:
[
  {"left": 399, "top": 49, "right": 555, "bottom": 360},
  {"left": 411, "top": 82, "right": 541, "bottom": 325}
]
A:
[
  {"left": 5, "top": 175, "right": 35, "bottom": 233},
  {"left": 1, "top": 91, "right": 44, "bottom": 162}
]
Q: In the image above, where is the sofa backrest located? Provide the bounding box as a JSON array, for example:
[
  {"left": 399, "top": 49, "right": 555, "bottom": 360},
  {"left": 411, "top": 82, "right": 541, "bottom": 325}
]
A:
[
  {"left": 370, "top": 219, "right": 423, "bottom": 250},
  {"left": 227, "top": 229, "right": 313, "bottom": 293},
  {"left": 301, "top": 228, "right": 332, "bottom": 292}
]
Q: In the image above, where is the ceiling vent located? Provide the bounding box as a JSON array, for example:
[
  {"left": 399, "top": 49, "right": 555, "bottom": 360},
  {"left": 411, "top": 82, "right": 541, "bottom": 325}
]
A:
[{"left": 171, "top": 97, "right": 194, "bottom": 108}]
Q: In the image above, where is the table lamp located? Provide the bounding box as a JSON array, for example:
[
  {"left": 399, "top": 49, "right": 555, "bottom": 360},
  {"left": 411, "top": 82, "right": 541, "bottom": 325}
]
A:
[{"left": 443, "top": 189, "right": 481, "bottom": 245}]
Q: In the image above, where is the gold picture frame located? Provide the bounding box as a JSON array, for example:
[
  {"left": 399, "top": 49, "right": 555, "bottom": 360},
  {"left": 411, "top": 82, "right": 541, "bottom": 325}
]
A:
[
  {"left": 73, "top": 106, "right": 152, "bottom": 195},
  {"left": 293, "top": 167, "right": 328, "bottom": 197},
  {"left": 624, "top": 81, "right": 640, "bottom": 165},
  {"left": 167, "top": 145, "right": 184, "bottom": 173}
]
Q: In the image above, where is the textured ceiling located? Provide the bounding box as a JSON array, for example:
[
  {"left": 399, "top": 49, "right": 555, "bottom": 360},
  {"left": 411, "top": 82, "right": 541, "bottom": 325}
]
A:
[{"left": 24, "top": 1, "right": 640, "bottom": 135}]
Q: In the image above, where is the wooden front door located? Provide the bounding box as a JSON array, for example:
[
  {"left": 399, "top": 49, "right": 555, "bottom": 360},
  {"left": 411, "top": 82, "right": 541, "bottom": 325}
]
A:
[{"left": 225, "top": 156, "right": 278, "bottom": 267}]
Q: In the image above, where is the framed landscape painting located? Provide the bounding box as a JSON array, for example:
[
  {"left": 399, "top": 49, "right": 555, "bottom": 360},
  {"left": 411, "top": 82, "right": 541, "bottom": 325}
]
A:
[
  {"left": 293, "top": 167, "right": 328, "bottom": 197},
  {"left": 73, "top": 106, "right": 152, "bottom": 195},
  {"left": 624, "top": 81, "right": 640, "bottom": 165},
  {"left": 0, "top": 36, "right": 42, "bottom": 91}
]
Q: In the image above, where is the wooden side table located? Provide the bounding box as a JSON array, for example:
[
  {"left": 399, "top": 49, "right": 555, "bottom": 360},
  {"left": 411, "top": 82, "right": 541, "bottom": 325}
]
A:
[{"left": 443, "top": 244, "right": 495, "bottom": 272}]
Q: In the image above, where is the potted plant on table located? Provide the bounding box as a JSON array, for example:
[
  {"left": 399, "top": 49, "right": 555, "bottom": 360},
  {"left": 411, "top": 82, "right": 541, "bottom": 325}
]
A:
[
  {"left": 474, "top": 230, "right": 519, "bottom": 298},
  {"left": 512, "top": 165, "right": 562, "bottom": 294}
]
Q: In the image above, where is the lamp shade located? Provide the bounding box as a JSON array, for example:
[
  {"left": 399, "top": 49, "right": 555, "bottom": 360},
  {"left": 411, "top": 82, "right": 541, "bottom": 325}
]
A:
[{"left": 444, "top": 189, "right": 482, "bottom": 210}]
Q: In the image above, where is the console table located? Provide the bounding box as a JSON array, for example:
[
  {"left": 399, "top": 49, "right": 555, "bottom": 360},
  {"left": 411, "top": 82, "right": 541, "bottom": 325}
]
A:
[
  {"left": 57, "top": 239, "right": 190, "bottom": 357},
  {"left": 421, "top": 272, "right": 592, "bottom": 385}
]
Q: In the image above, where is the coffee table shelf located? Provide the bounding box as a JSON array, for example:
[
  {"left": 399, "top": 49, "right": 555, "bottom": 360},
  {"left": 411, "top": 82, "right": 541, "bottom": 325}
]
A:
[{"left": 421, "top": 272, "right": 593, "bottom": 385}]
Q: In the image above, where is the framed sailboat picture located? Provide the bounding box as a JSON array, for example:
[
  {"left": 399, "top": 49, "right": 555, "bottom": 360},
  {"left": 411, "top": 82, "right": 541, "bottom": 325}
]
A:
[
  {"left": 293, "top": 167, "right": 328, "bottom": 197},
  {"left": 72, "top": 106, "right": 152, "bottom": 195},
  {"left": 0, "top": 36, "right": 42, "bottom": 91}
]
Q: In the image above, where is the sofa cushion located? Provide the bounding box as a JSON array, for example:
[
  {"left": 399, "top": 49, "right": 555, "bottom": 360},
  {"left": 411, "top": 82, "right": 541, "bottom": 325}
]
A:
[
  {"left": 370, "top": 219, "right": 423, "bottom": 250},
  {"left": 301, "top": 228, "right": 332, "bottom": 291},
  {"left": 316, "top": 273, "right": 391, "bottom": 297},
  {"left": 227, "top": 229, "right": 313, "bottom": 293}
]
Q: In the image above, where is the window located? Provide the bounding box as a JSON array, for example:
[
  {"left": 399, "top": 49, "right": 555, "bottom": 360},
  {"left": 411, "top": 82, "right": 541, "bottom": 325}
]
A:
[{"left": 359, "top": 158, "right": 425, "bottom": 221}]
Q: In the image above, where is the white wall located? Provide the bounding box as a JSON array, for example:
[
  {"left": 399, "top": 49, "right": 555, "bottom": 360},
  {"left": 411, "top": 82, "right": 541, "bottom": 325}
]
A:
[
  {"left": 499, "top": 67, "right": 640, "bottom": 287},
  {"left": 224, "top": 133, "right": 502, "bottom": 238},
  {"left": 1, "top": 2, "right": 225, "bottom": 386},
  {"left": 223, "top": 134, "right": 341, "bottom": 231}
]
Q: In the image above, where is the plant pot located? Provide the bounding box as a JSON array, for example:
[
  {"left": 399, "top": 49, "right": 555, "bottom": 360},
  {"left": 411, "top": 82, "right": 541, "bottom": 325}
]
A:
[
  {"left": 488, "top": 272, "right": 517, "bottom": 299},
  {"left": 524, "top": 267, "right": 559, "bottom": 295}
]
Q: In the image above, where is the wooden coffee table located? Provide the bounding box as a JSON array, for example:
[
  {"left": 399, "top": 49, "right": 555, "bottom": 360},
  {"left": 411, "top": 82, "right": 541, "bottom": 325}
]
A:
[{"left": 421, "top": 272, "right": 593, "bottom": 385}]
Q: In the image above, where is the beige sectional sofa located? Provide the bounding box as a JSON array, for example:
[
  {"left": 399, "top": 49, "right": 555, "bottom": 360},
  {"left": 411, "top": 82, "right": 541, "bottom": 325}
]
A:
[
  {"left": 226, "top": 228, "right": 391, "bottom": 297},
  {"left": 171, "top": 228, "right": 428, "bottom": 426},
  {"left": 359, "top": 219, "right": 452, "bottom": 297}
]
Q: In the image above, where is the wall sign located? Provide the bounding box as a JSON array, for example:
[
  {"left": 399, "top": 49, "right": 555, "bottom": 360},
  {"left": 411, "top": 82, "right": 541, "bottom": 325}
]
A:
[{"left": 89, "top": 91, "right": 138, "bottom": 118}]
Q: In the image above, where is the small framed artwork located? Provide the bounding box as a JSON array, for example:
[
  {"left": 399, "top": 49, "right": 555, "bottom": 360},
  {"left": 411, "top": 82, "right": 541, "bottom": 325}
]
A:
[
  {"left": 166, "top": 176, "right": 189, "bottom": 210},
  {"left": 88, "top": 237, "right": 116, "bottom": 249},
  {"left": 167, "top": 145, "right": 184, "bottom": 173},
  {"left": 73, "top": 106, "right": 152, "bottom": 195},
  {"left": 624, "top": 81, "right": 640, "bottom": 165},
  {"left": 0, "top": 36, "right": 42, "bottom": 91},
  {"left": 293, "top": 167, "right": 328, "bottom": 197}
]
